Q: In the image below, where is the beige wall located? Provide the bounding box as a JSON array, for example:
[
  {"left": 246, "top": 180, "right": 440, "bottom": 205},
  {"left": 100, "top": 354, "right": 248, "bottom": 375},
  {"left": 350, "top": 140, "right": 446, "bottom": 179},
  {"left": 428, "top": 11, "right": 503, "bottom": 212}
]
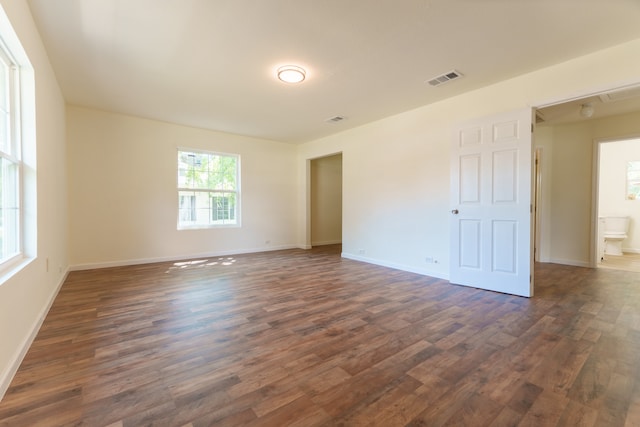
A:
[
  {"left": 299, "top": 38, "right": 640, "bottom": 278},
  {"left": 0, "top": 0, "right": 68, "bottom": 396},
  {"left": 67, "top": 106, "right": 299, "bottom": 268},
  {"left": 310, "top": 154, "right": 342, "bottom": 246}
]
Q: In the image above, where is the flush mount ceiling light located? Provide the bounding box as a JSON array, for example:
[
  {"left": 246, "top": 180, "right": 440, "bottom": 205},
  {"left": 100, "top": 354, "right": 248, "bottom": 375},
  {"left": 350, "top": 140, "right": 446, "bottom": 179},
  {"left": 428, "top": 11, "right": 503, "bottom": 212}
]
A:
[
  {"left": 277, "top": 65, "right": 306, "bottom": 83},
  {"left": 580, "top": 102, "right": 594, "bottom": 118}
]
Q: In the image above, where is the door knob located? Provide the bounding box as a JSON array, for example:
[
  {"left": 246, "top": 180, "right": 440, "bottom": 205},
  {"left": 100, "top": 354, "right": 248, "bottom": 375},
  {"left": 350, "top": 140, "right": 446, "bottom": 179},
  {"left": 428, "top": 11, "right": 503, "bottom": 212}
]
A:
[{"left": 451, "top": 209, "right": 459, "bottom": 214}]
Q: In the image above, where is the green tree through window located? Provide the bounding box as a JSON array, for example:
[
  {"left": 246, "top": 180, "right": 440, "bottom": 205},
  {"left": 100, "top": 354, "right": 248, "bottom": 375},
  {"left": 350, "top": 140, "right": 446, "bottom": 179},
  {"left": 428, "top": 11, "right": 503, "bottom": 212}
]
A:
[{"left": 177, "top": 149, "right": 239, "bottom": 228}]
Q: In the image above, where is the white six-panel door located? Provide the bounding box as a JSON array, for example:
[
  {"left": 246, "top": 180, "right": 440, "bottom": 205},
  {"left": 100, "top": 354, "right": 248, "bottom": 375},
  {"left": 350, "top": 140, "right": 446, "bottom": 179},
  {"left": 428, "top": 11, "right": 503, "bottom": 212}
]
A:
[{"left": 450, "top": 109, "right": 533, "bottom": 297}]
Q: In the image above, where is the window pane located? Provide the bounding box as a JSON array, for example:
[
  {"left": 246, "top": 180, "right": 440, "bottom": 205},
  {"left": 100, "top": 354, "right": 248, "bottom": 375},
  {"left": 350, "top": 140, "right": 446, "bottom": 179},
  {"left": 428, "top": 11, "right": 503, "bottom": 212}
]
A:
[
  {"left": 0, "top": 157, "right": 19, "bottom": 260},
  {"left": 0, "top": 60, "right": 8, "bottom": 155},
  {"left": 178, "top": 192, "right": 196, "bottom": 223},
  {"left": 212, "top": 192, "right": 236, "bottom": 224},
  {"left": 191, "top": 153, "right": 209, "bottom": 189},
  {"left": 177, "top": 165, "right": 190, "bottom": 188},
  {"left": 221, "top": 157, "right": 237, "bottom": 190},
  {"left": 627, "top": 161, "right": 640, "bottom": 200},
  {"left": 186, "top": 191, "right": 206, "bottom": 226},
  {"left": 178, "top": 151, "right": 210, "bottom": 189}
]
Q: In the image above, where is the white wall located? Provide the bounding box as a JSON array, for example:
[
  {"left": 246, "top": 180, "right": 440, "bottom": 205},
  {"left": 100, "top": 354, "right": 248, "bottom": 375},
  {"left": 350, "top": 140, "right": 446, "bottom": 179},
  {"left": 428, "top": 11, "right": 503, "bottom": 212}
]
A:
[
  {"left": 0, "top": 0, "right": 68, "bottom": 397},
  {"left": 67, "top": 106, "right": 298, "bottom": 268},
  {"left": 298, "top": 38, "right": 640, "bottom": 279},
  {"left": 310, "top": 154, "right": 342, "bottom": 246},
  {"left": 599, "top": 138, "right": 640, "bottom": 252}
]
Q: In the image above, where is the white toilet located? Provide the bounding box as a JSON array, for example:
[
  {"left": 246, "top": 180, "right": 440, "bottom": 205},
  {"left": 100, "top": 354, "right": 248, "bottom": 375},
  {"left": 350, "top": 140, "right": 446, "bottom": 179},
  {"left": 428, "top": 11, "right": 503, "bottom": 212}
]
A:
[{"left": 603, "top": 216, "right": 630, "bottom": 256}]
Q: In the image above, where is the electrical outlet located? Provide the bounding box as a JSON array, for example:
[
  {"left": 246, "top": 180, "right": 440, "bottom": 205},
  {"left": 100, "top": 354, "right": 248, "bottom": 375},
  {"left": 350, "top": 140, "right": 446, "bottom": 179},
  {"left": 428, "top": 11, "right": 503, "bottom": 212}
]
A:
[
  {"left": 358, "top": 249, "right": 365, "bottom": 255},
  {"left": 425, "top": 257, "right": 434, "bottom": 263}
]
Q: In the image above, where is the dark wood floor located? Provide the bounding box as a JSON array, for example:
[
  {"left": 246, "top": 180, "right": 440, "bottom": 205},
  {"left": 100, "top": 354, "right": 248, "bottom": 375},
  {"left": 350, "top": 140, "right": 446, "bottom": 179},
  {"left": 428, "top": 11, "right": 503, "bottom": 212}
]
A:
[{"left": 1, "top": 245, "right": 640, "bottom": 426}]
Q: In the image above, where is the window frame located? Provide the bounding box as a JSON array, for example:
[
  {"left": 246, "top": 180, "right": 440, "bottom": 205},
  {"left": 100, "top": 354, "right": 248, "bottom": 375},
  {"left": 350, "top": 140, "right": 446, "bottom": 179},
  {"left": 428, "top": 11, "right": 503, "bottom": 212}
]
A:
[
  {"left": 0, "top": 35, "right": 23, "bottom": 268},
  {"left": 177, "top": 148, "right": 240, "bottom": 230}
]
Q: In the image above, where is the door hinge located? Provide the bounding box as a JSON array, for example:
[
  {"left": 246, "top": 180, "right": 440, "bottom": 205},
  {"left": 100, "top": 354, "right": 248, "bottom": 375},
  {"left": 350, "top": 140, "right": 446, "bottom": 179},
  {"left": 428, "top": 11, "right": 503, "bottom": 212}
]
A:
[{"left": 531, "top": 123, "right": 534, "bottom": 133}]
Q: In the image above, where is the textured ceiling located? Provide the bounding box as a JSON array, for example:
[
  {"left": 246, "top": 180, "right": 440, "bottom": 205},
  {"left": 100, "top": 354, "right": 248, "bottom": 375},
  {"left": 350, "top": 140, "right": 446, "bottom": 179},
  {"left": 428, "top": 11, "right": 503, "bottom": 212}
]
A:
[{"left": 26, "top": 0, "right": 640, "bottom": 143}]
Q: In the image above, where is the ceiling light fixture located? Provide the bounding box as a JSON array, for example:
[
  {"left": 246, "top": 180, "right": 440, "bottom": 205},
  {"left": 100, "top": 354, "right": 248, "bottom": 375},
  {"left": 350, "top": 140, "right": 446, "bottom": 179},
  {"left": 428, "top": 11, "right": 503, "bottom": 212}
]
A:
[
  {"left": 277, "top": 65, "right": 306, "bottom": 83},
  {"left": 580, "top": 102, "right": 594, "bottom": 118}
]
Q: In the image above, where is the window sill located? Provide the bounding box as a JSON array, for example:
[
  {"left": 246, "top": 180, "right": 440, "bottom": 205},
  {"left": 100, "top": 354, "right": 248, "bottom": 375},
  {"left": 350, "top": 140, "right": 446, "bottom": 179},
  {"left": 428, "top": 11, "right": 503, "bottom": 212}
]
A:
[
  {"left": 0, "top": 255, "right": 35, "bottom": 286},
  {"left": 178, "top": 224, "right": 241, "bottom": 231}
]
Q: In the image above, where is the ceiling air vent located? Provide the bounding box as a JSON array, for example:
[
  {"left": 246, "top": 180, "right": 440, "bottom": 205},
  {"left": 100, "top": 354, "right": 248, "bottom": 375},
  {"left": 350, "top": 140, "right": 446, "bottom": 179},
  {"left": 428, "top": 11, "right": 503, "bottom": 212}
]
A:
[
  {"left": 325, "top": 115, "right": 346, "bottom": 123},
  {"left": 426, "top": 70, "right": 463, "bottom": 87}
]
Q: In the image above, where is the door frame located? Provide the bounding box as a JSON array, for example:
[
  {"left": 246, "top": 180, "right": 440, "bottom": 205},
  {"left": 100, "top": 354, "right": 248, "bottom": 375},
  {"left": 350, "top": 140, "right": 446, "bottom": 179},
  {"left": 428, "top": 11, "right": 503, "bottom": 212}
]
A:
[
  {"left": 532, "top": 81, "right": 640, "bottom": 273},
  {"left": 309, "top": 153, "right": 344, "bottom": 247},
  {"left": 533, "top": 147, "right": 543, "bottom": 263},
  {"left": 591, "top": 134, "right": 640, "bottom": 268},
  {"left": 304, "top": 151, "right": 344, "bottom": 250}
]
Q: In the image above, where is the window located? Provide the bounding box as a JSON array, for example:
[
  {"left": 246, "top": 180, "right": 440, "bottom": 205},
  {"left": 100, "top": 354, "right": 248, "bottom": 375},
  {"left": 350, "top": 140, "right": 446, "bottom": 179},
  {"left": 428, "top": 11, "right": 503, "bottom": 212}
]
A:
[
  {"left": 627, "top": 160, "right": 640, "bottom": 200},
  {"left": 177, "top": 149, "right": 239, "bottom": 228},
  {"left": 0, "top": 39, "right": 21, "bottom": 264}
]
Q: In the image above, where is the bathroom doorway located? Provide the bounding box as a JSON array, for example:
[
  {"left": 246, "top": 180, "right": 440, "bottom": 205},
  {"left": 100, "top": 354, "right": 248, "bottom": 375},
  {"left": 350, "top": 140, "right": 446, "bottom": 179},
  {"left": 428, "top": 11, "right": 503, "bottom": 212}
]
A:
[
  {"left": 533, "top": 84, "right": 640, "bottom": 272},
  {"left": 596, "top": 137, "right": 640, "bottom": 272}
]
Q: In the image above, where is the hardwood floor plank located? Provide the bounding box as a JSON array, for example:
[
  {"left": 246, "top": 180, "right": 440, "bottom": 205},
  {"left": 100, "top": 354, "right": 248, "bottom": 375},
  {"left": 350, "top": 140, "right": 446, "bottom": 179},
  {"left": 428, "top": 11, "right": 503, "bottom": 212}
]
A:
[
  {"left": 506, "top": 381, "right": 543, "bottom": 414},
  {"left": 624, "top": 381, "right": 640, "bottom": 427},
  {"left": 441, "top": 392, "right": 503, "bottom": 426},
  {"left": 331, "top": 374, "right": 423, "bottom": 426},
  {"left": 556, "top": 399, "right": 599, "bottom": 427},
  {"left": 488, "top": 406, "right": 523, "bottom": 427},
  {"left": 516, "top": 390, "right": 568, "bottom": 427},
  {"left": 567, "top": 354, "right": 616, "bottom": 407},
  {"left": 3, "top": 245, "right": 640, "bottom": 425}
]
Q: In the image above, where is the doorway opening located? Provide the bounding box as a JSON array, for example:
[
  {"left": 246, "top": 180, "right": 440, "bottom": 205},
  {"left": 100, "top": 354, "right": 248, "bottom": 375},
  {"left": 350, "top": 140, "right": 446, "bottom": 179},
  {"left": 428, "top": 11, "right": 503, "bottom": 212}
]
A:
[
  {"left": 309, "top": 153, "right": 343, "bottom": 248},
  {"left": 533, "top": 84, "right": 640, "bottom": 273},
  {"left": 595, "top": 137, "right": 640, "bottom": 272}
]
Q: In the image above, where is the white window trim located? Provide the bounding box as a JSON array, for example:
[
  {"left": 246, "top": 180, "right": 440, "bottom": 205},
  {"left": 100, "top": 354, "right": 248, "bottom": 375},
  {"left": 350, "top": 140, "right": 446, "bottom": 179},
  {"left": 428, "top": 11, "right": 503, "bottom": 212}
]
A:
[{"left": 0, "top": 4, "right": 36, "bottom": 285}]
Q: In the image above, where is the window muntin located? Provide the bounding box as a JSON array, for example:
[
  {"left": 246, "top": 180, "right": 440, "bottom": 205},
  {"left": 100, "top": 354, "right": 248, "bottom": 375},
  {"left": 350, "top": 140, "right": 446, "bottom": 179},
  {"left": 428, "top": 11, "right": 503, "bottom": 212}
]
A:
[
  {"left": 177, "top": 150, "right": 239, "bottom": 228},
  {"left": 0, "top": 40, "right": 21, "bottom": 264}
]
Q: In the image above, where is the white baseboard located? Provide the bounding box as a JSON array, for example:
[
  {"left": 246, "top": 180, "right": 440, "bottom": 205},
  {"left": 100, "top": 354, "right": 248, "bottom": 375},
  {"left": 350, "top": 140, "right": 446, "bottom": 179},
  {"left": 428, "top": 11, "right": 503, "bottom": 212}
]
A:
[
  {"left": 341, "top": 252, "right": 449, "bottom": 281},
  {"left": 547, "top": 258, "right": 591, "bottom": 268},
  {"left": 623, "top": 248, "right": 640, "bottom": 254},
  {"left": 311, "top": 240, "right": 342, "bottom": 246},
  {"left": 70, "top": 244, "right": 299, "bottom": 271},
  {"left": 0, "top": 268, "right": 69, "bottom": 400}
]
